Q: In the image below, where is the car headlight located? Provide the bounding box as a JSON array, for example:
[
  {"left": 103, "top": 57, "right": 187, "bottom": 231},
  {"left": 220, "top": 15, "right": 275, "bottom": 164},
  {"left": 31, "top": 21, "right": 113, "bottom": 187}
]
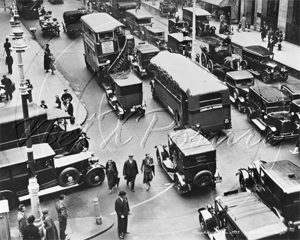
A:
[{"left": 271, "top": 69, "right": 274, "bottom": 73}]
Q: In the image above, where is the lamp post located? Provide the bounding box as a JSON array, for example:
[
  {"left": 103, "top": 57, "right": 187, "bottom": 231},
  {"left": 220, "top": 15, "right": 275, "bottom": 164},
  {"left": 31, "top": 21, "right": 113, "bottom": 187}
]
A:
[{"left": 191, "top": 0, "right": 196, "bottom": 61}]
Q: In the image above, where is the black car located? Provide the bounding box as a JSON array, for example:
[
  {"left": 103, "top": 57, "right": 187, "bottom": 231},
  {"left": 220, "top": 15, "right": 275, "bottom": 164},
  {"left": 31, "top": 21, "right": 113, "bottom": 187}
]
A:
[
  {"left": 281, "top": 84, "right": 300, "bottom": 126},
  {"left": 246, "top": 86, "right": 298, "bottom": 145},
  {"left": 241, "top": 45, "right": 288, "bottom": 83},
  {"left": 168, "top": 19, "right": 188, "bottom": 35},
  {"left": 168, "top": 33, "right": 192, "bottom": 58},
  {"left": 225, "top": 70, "right": 254, "bottom": 113}
]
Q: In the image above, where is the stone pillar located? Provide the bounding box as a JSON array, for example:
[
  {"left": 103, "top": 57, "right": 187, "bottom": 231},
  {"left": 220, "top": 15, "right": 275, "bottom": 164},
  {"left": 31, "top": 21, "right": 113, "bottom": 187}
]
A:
[
  {"left": 277, "top": 0, "right": 288, "bottom": 33},
  {"left": 93, "top": 198, "right": 102, "bottom": 225}
]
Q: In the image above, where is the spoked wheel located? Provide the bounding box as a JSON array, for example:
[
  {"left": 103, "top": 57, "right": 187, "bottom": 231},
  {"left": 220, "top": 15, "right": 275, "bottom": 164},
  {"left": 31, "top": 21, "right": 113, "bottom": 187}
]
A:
[
  {"left": 71, "top": 138, "right": 89, "bottom": 154},
  {"left": 239, "top": 174, "right": 246, "bottom": 191},
  {"left": 199, "top": 214, "right": 207, "bottom": 233},
  {"left": 237, "top": 101, "right": 243, "bottom": 113},
  {"left": 86, "top": 168, "right": 105, "bottom": 187},
  {"left": 262, "top": 71, "right": 271, "bottom": 84},
  {"left": 201, "top": 53, "right": 207, "bottom": 67},
  {"left": 175, "top": 176, "right": 184, "bottom": 195},
  {"left": 59, "top": 167, "right": 80, "bottom": 187},
  {"left": 247, "top": 109, "right": 252, "bottom": 123},
  {"left": 207, "top": 59, "right": 214, "bottom": 72}
]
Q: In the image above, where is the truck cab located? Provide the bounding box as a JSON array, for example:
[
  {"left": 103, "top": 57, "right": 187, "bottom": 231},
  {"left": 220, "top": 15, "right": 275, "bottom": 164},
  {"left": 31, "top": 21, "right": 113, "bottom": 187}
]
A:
[{"left": 168, "top": 32, "right": 192, "bottom": 58}]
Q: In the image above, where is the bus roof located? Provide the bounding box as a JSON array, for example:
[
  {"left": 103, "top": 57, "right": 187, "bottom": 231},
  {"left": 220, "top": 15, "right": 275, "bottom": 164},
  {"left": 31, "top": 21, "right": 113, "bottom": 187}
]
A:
[
  {"left": 110, "top": 71, "right": 142, "bottom": 87},
  {"left": 168, "top": 33, "right": 192, "bottom": 42},
  {"left": 218, "top": 192, "right": 288, "bottom": 240},
  {"left": 262, "top": 160, "right": 300, "bottom": 194},
  {"left": 126, "top": 9, "right": 153, "bottom": 19},
  {"left": 183, "top": 7, "right": 211, "bottom": 16},
  {"left": 151, "top": 51, "right": 228, "bottom": 96},
  {"left": 81, "top": 13, "right": 124, "bottom": 33},
  {"left": 0, "top": 143, "right": 55, "bottom": 168},
  {"left": 168, "top": 128, "right": 215, "bottom": 156}
]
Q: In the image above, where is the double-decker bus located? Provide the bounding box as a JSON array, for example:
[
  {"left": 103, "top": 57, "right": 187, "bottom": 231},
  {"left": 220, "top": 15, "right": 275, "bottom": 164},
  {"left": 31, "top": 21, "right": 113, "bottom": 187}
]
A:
[{"left": 150, "top": 51, "right": 231, "bottom": 134}]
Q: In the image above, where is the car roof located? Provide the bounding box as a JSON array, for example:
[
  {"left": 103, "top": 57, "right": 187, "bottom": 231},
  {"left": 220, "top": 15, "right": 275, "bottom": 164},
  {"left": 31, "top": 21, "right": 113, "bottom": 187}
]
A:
[
  {"left": 169, "top": 19, "right": 185, "bottom": 24},
  {"left": 250, "top": 86, "right": 290, "bottom": 103},
  {"left": 226, "top": 70, "right": 254, "bottom": 80},
  {"left": 81, "top": 13, "right": 124, "bottom": 33},
  {"left": 282, "top": 84, "right": 300, "bottom": 94},
  {"left": 110, "top": 71, "right": 142, "bottom": 87},
  {"left": 168, "top": 33, "right": 192, "bottom": 42},
  {"left": 117, "top": 2, "right": 136, "bottom": 8},
  {"left": 151, "top": 51, "right": 228, "bottom": 96},
  {"left": 218, "top": 192, "right": 288, "bottom": 240},
  {"left": 168, "top": 128, "right": 215, "bottom": 156},
  {"left": 0, "top": 143, "right": 55, "bottom": 168},
  {"left": 183, "top": 7, "right": 211, "bottom": 16},
  {"left": 126, "top": 9, "right": 153, "bottom": 19},
  {"left": 145, "top": 27, "right": 164, "bottom": 33},
  {"left": 63, "top": 10, "right": 86, "bottom": 19},
  {"left": 243, "top": 45, "right": 273, "bottom": 56},
  {"left": 136, "top": 43, "right": 160, "bottom": 54},
  {"left": 262, "top": 160, "right": 300, "bottom": 194}
]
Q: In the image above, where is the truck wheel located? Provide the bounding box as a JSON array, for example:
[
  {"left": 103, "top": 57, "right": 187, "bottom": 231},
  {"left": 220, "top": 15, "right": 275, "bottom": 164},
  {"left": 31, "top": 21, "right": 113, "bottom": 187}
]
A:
[
  {"left": 240, "top": 60, "right": 247, "bottom": 70},
  {"left": 193, "top": 170, "right": 213, "bottom": 187},
  {"left": 175, "top": 176, "right": 185, "bottom": 195},
  {"left": 239, "top": 174, "right": 246, "bottom": 191},
  {"left": 237, "top": 101, "right": 243, "bottom": 113},
  {"left": 207, "top": 59, "right": 214, "bottom": 72},
  {"left": 262, "top": 71, "right": 271, "bottom": 84},
  {"left": 59, "top": 167, "right": 80, "bottom": 187},
  {"left": 233, "top": 90, "right": 239, "bottom": 101},
  {"left": 201, "top": 53, "right": 207, "bottom": 67},
  {"left": 71, "top": 138, "right": 89, "bottom": 154},
  {"left": 86, "top": 168, "right": 105, "bottom": 187},
  {"left": 0, "top": 190, "right": 19, "bottom": 209},
  {"left": 282, "top": 72, "right": 288, "bottom": 82},
  {"left": 246, "top": 109, "right": 252, "bottom": 123},
  {"left": 199, "top": 214, "right": 208, "bottom": 233}
]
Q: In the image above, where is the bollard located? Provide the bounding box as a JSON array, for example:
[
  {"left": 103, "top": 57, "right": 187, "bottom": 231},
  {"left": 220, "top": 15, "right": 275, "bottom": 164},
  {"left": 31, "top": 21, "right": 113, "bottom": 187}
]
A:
[{"left": 93, "top": 198, "right": 102, "bottom": 225}]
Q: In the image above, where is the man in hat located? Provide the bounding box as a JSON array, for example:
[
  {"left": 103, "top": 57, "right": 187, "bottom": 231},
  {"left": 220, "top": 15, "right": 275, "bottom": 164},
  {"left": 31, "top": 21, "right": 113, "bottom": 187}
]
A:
[
  {"left": 1, "top": 75, "right": 13, "bottom": 100},
  {"left": 61, "top": 89, "right": 73, "bottom": 106},
  {"left": 17, "top": 204, "right": 28, "bottom": 239},
  {"left": 115, "top": 191, "right": 130, "bottom": 239},
  {"left": 141, "top": 153, "right": 155, "bottom": 191},
  {"left": 55, "top": 194, "right": 68, "bottom": 240},
  {"left": 23, "top": 215, "right": 41, "bottom": 240},
  {"left": 123, "top": 155, "right": 138, "bottom": 192}
]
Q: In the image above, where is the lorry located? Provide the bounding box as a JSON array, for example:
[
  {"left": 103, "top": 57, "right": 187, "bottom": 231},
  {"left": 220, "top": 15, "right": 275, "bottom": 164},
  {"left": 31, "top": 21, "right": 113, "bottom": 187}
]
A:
[
  {"left": 16, "top": 0, "right": 42, "bottom": 19},
  {"left": 109, "top": 0, "right": 137, "bottom": 22}
]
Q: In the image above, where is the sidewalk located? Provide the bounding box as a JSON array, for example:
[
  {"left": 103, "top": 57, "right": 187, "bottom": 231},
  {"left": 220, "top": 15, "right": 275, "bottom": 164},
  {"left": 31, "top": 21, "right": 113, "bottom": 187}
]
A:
[
  {"left": 142, "top": 0, "right": 300, "bottom": 73},
  {"left": 0, "top": 9, "right": 87, "bottom": 125}
]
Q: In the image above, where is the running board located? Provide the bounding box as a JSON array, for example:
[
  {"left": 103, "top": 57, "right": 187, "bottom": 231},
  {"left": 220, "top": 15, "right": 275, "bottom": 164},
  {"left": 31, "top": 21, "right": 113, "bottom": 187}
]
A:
[
  {"left": 19, "top": 184, "right": 79, "bottom": 202},
  {"left": 252, "top": 118, "right": 266, "bottom": 131}
]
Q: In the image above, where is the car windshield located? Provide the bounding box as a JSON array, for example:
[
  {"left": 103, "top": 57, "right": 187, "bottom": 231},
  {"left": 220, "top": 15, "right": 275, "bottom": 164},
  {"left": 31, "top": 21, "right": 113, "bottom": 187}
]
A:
[
  {"left": 236, "top": 78, "right": 254, "bottom": 87},
  {"left": 137, "top": 18, "right": 151, "bottom": 25},
  {"left": 119, "top": 83, "right": 142, "bottom": 96},
  {"left": 266, "top": 104, "right": 290, "bottom": 113}
]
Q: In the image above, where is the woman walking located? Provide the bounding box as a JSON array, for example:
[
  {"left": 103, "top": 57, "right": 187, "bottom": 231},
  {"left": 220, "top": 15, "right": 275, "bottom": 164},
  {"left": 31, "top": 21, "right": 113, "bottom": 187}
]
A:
[
  {"left": 141, "top": 153, "right": 154, "bottom": 191},
  {"left": 106, "top": 160, "right": 119, "bottom": 194},
  {"left": 44, "top": 52, "right": 50, "bottom": 73},
  {"left": 49, "top": 53, "right": 56, "bottom": 74}
]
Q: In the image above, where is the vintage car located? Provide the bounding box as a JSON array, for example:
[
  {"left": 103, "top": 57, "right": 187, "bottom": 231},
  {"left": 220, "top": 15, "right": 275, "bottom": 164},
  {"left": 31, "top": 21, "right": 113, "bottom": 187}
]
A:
[
  {"left": 62, "top": 10, "right": 87, "bottom": 36},
  {"left": 182, "top": 7, "right": 216, "bottom": 36},
  {"left": 110, "top": 1, "right": 137, "bottom": 22},
  {"left": 237, "top": 159, "right": 300, "bottom": 238},
  {"left": 16, "top": 0, "right": 42, "bottom": 19},
  {"left": 241, "top": 45, "right": 288, "bottom": 83},
  {"left": 198, "top": 191, "right": 289, "bottom": 240},
  {"left": 168, "top": 32, "right": 192, "bottom": 58},
  {"left": 0, "top": 143, "right": 105, "bottom": 209},
  {"left": 39, "top": 13, "right": 60, "bottom": 36},
  {"left": 154, "top": 128, "right": 222, "bottom": 195},
  {"left": 143, "top": 26, "right": 167, "bottom": 50},
  {"left": 281, "top": 84, "right": 300, "bottom": 123},
  {"left": 129, "top": 42, "right": 160, "bottom": 78},
  {"left": 159, "top": 0, "right": 177, "bottom": 18},
  {"left": 246, "top": 86, "right": 298, "bottom": 145},
  {"left": 168, "top": 18, "right": 189, "bottom": 35},
  {"left": 225, "top": 70, "right": 254, "bottom": 113},
  {"left": 105, "top": 70, "right": 146, "bottom": 119},
  {"left": 126, "top": 9, "right": 153, "bottom": 40}
]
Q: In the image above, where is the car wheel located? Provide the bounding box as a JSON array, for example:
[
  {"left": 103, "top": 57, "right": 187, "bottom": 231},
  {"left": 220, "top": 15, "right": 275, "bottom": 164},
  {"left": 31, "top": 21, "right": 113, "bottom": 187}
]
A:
[
  {"left": 156, "top": 149, "right": 162, "bottom": 167},
  {"left": 151, "top": 87, "right": 157, "bottom": 99},
  {"left": 59, "top": 167, "right": 80, "bottom": 187},
  {"left": 282, "top": 72, "right": 288, "bottom": 82},
  {"left": 265, "top": 128, "right": 281, "bottom": 146},
  {"left": 199, "top": 214, "right": 207, "bottom": 233},
  {"left": 0, "top": 190, "right": 19, "bottom": 209},
  {"left": 175, "top": 176, "right": 184, "bottom": 195},
  {"left": 207, "top": 59, "right": 214, "bottom": 72},
  {"left": 239, "top": 174, "right": 246, "bottom": 192},
  {"left": 70, "top": 138, "right": 89, "bottom": 154},
  {"left": 117, "top": 109, "right": 125, "bottom": 120},
  {"left": 174, "top": 110, "right": 180, "bottom": 126},
  {"left": 240, "top": 60, "right": 247, "bottom": 70},
  {"left": 247, "top": 109, "right": 252, "bottom": 123},
  {"left": 233, "top": 90, "right": 239, "bottom": 101},
  {"left": 86, "top": 168, "right": 105, "bottom": 187},
  {"left": 85, "top": 57, "right": 92, "bottom": 71},
  {"left": 262, "top": 71, "right": 271, "bottom": 84},
  {"left": 237, "top": 101, "right": 243, "bottom": 113},
  {"left": 201, "top": 53, "right": 207, "bottom": 67},
  {"left": 193, "top": 170, "right": 213, "bottom": 187}
]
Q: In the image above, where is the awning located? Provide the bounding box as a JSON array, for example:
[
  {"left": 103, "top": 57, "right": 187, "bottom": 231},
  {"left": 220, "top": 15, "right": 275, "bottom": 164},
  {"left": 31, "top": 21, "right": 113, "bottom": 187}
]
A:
[{"left": 201, "top": 0, "right": 231, "bottom": 7}]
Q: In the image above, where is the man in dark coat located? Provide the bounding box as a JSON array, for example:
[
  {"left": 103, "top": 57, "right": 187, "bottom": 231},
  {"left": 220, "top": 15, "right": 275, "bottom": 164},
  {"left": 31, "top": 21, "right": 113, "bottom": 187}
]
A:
[
  {"left": 44, "top": 52, "right": 50, "bottom": 73},
  {"left": 23, "top": 215, "right": 41, "bottom": 240},
  {"left": 3, "top": 38, "right": 11, "bottom": 56},
  {"left": 1, "top": 75, "right": 13, "bottom": 100},
  {"left": 123, "top": 155, "right": 138, "bottom": 192},
  {"left": 55, "top": 194, "right": 68, "bottom": 240},
  {"left": 6, "top": 52, "right": 13, "bottom": 74},
  {"left": 115, "top": 191, "right": 130, "bottom": 239},
  {"left": 61, "top": 89, "right": 73, "bottom": 106}
]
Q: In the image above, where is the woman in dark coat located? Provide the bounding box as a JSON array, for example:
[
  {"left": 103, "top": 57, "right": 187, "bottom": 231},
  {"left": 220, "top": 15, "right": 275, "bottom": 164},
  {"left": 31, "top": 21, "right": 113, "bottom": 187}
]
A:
[
  {"left": 41, "top": 209, "right": 59, "bottom": 240},
  {"left": 44, "top": 52, "right": 50, "bottom": 73},
  {"left": 141, "top": 153, "right": 154, "bottom": 191},
  {"left": 106, "top": 160, "right": 119, "bottom": 194}
]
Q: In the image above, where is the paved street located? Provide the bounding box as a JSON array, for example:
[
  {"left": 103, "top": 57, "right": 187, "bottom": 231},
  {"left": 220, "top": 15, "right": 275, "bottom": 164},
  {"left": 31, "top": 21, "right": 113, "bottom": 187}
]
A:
[{"left": 1, "top": 0, "right": 300, "bottom": 240}]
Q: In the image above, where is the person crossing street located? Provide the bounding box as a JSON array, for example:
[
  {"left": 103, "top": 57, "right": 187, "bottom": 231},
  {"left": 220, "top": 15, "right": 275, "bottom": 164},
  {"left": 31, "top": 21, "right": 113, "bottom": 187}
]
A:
[
  {"left": 123, "top": 155, "right": 138, "bottom": 192},
  {"left": 141, "top": 153, "right": 155, "bottom": 191},
  {"left": 115, "top": 191, "right": 131, "bottom": 239}
]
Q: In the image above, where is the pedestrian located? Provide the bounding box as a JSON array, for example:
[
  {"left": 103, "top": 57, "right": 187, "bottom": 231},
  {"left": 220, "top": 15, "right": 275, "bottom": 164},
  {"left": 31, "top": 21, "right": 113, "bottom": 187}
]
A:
[
  {"left": 5, "top": 52, "right": 13, "bottom": 74},
  {"left": 123, "top": 155, "right": 139, "bottom": 192},
  {"left": 141, "top": 153, "right": 155, "bottom": 191},
  {"left": 40, "top": 7, "right": 46, "bottom": 16},
  {"left": 64, "top": 98, "right": 74, "bottom": 116},
  {"left": 241, "top": 14, "right": 246, "bottom": 31},
  {"left": 45, "top": 43, "right": 51, "bottom": 54},
  {"left": 44, "top": 52, "right": 50, "bottom": 73},
  {"left": 23, "top": 215, "right": 41, "bottom": 240},
  {"left": 61, "top": 89, "right": 73, "bottom": 106},
  {"left": 40, "top": 100, "right": 48, "bottom": 109},
  {"left": 1, "top": 75, "right": 13, "bottom": 100},
  {"left": 226, "top": 12, "right": 231, "bottom": 26},
  {"left": 55, "top": 194, "right": 68, "bottom": 240},
  {"left": 17, "top": 204, "right": 28, "bottom": 239},
  {"left": 268, "top": 36, "right": 275, "bottom": 53},
  {"left": 219, "top": 12, "right": 225, "bottom": 34},
  {"left": 25, "top": 79, "right": 33, "bottom": 103},
  {"left": 49, "top": 53, "right": 56, "bottom": 75},
  {"left": 54, "top": 95, "right": 62, "bottom": 109},
  {"left": 41, "top": 208, "right": 59, "bottom": 240},
  {"left": 278, "top": 31, "right": 283, "bottom": 51},
  {"left": 106, "top": 159, "right": 119, "bottom": 194},
  {"left": 260, "top": 22, "right": 267, "bottom": 41},
  {"left": 115, "top": 190, "right": 131, "bottom": 239},
  {"left": 3, "top": 38, "right": 11, "bottom": 56},
  {"left": 267, "top": 27, "right": 274, "bottom": 42}
]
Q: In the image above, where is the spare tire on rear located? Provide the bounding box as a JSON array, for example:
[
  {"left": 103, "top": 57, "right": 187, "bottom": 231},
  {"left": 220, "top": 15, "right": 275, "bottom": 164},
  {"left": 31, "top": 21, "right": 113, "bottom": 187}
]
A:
[{"left": 193, "top": 170, "right": 213, "bottom": 187}]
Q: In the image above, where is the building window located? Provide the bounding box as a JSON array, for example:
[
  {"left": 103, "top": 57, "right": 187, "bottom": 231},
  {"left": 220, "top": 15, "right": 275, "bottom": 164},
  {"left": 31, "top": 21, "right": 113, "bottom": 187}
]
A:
[
  {"left": 292, "top": 0, "right": 300, "bottom": 25},
  {"left": 267, "top": 0, "right": 279, "bottom": 18}
]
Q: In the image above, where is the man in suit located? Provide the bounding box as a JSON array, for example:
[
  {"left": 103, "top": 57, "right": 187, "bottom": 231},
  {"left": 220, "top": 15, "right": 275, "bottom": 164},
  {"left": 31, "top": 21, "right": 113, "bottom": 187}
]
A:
[
  {"left": 22, "top": 215, "right": 41, "bottom": 240},
  {"left": 1, "top": 75, "right": 13, "bottom": 100},
  {"left": 115, "top": 191, "right": 130, "bottom": 239},
  {"left": 17, "top": 204, "right": 28, "bottom": 239},
  {"left": 55, "top": 194, "right": 68, "bottom": 240},
  {"left": 123, "top": 155, "right": 138, "bottom": 192}
]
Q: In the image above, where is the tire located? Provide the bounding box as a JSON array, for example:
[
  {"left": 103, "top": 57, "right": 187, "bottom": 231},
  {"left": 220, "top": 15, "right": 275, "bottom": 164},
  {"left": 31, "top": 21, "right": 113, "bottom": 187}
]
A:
[
  {"left": 85, "top": 57, "right": 92, "bottom": 71},
  {"left": 175, "top": 176, "right": 185, "bottom": 195},
  {"left": 240, "top": 60, "right": 247, "bottom": 70},
  {"left": 207, "top": 59, "right": 214, "bottom": 72},
  {"left": 193, "top": 170, "right": 213, "bottom": 187},
  {"left": 201, "top": 53, "right": 207, "bottom": 67},
  {"left": 85, "top": 168, "right": 105, "bottom": 187},
  {"left": 174, "top": 110, "right": 180, "bottom": 126},
  {"left": 197, "top": 30, "right": 203, "bottom": 37},
  {"left": 71, "top": 138, "right": 89, "bottom": 154},
  {"left": 262, "top": 71, "right": 271, "bottom": 84},
  {"left": 282, "top": 72, "right": 288, "bottom": 82},
  {"left": 156, "top": 149, "right": 162, "bottom": 167},
  {"left": 247, "top": 109, "right": 252, "bottom": 123},
  {"left": 0, "top": 190, "right": 19, "bottom": 209},
  {"left": 199, "top": 214, "right": 207, "bottom": 233},
  {"left": 239, "top": 174, "right": 246, "bottom": 191},
  {"left": 233, "top": 90, "right": 239, "bottom": 101},
  {"left": 59, "top": 167, "right": 80, "bottom": 187},
  {"left": 151, "top": 88, "right": 157, "bottom": 99},
  {"left": 237, "top": 101, "right": 243, "bottom": 113},
  {"left": 140, "top": 108, "right": 145, "bottom": 115},
  {"left": 118, "top": 111, "right": 124, "bottom": 120}
]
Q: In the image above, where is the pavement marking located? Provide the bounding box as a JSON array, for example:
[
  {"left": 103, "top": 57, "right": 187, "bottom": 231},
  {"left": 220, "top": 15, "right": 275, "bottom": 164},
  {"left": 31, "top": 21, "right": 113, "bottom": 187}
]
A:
[{"left": 110, "top": 183, "right": 174, "bottom": 215}]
